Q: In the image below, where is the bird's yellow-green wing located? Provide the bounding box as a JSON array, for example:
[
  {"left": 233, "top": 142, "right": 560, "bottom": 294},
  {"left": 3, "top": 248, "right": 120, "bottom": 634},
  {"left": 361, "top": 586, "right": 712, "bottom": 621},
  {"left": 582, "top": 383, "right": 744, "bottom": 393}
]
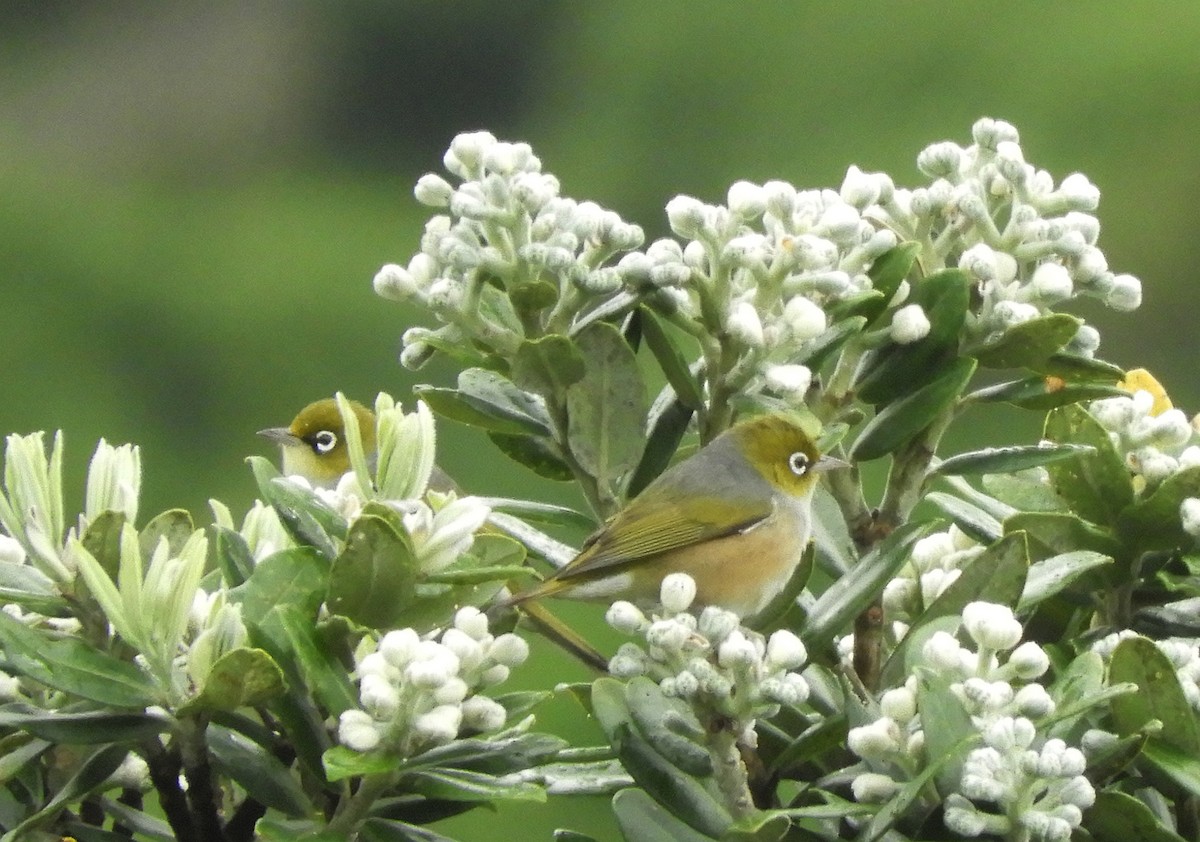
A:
[{"left": 554, "top": 495, "right": 772, "bottom": 581}]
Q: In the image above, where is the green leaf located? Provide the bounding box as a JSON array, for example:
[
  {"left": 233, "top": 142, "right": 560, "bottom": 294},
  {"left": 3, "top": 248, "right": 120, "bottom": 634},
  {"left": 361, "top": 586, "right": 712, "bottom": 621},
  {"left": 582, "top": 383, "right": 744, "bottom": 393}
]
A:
[
  {"left": 257, "top": 817, "right": 347, "bottom": 842},
  {"left": 138, "top": 508, "right": 194, "bottom": 559},
  {"left": 360, "top": 818, "right": 460, "bottom": 842},
  {"left": 406, "top": 767, "right": 546, "bottom": 803},
  {"left": 1018, "top": 550, "right": 1113, "bottom": 612},
  {"left": 249, "top": 456, "right": 346, "bottom": 556},
  {"left": 923, "top": 491, "right": 1002, "bottom": 544},
  {"left": 981, "top": 471, "right": 1067, "bottom": 513},
  {"left": 267, "top": 604, "right": 358, "bottom": 715},
  {"left": 0, "top": 736, "right": 51, "bottom": 783},
  {"left": 849, "top": 356, "right": 976, "bottom": 462},
  {"left": 0, "top": 704, "right": 167, "bottom": 743},
  {"left": 1141, "top": 740, "right": 1200, "bottom": 800},
  {"left": 458, "top": 367, "right": 554, "bottom": 435},
  {"left": 323, "top": 745, "right": 399, "bottom": 782},
  {"left": 880, "top": 533, "right": 1028, "bottom": 687},
  {"left": 626, "top": 396, "right": 694, "bottom": 498},
  {"left": 797, "top": 316, "right": 867, "bottom": 372},
  {"left": 804, "top": 521, "right": 934, "bottom": 658},
  {"left": 512, "top": 334, "right": 588, "bottom": 398},
  {"left": 566, "top": 322, "right": 649, "bottom": 492},
  {"left": 327, "top": 515, "right": 419, "bottom": 629},
  {"left": 1110, "top": 636, "right": 1200, "bottom": 754},
  {"left": 858, "top": 241, "right": 920, "bottom": 326},
  {"left": 1043, "top": 403, "right": 1134, "bottom": 525},
  {"left": 1084, "top": 789, "right": 1188, "bottom": 842},
  {"left": 80, "top": 510, "right": 126, "bottom": 580},
  {"left": 933, "top": 443, "right": 1094, "bottom": 477},
  {"left": 723, "top": 813, "right": 790, "bottom": 842},
  {"left": 417, "top": 386, "right": 544, "bottom": 437},
  {"left": 1033, "top": 352, "right": 1125, "bottom": 382},
  {"left": 1, "top": 743, "right": 129, "bottom": 842},
  {"left": 969, "top": 313, "right": 1081, "bottom": 369},
  {"left": 186, "top": 647, "right": 285, "bottom": 712},
  {"left": 854, "top": 268, "right": 971, "bottom": 404},
  {"left": 1119, "top": 465, "right": 1200, "bottom": 551},
  {"left": 624, "top": 679, "right": 711, "bottom": 776},
  {"left": 0, "top": 612, "right": 157, "bottom": 708},
  {"left": 611, "top": 787, "right": 717, "bottom": 842},
  {"left": 93, "top": 797, "right": 175, "bottom": 841},
  {"left": 488, "top": 432, "right": 575, "bottom": 481},
  {"left": 208, "top": 724, "right": 311, "bottom": 817},
  {"left": 639, "top": 308, "right": 704, "bottom": 411},
  {"left": 917, "top": 672, "right": 976, "bottom": 797},
  {"left": 213, "top": 526, "right": 255, "bottom": 588},
  {"left": 857, "top": 734, "right": 973, "bottom": 841},
  {"left": 1004, "top": 511, "right": 1122, "bottom": 558},
  {"left": 0, "top": 561, "right": 62, "bottom": 615},
  {"left": 233, "top": 545, "right": 330, "bottom": 622},
  {"left": 966, "top": 376, "right": 1127, "bottom": 410},
  {"left": 478, "top": 498, "right": 595, "bottom": 532}
]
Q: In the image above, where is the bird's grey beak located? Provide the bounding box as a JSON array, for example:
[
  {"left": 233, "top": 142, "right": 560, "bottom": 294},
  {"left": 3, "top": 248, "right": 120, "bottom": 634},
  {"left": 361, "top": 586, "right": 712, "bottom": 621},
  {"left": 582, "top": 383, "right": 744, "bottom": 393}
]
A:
[
  {"left": 257, "top": 427, "right": 302, "bottom": 446},
  {"left": 813, "top": 454, "right": 850, "bottom": 473}
]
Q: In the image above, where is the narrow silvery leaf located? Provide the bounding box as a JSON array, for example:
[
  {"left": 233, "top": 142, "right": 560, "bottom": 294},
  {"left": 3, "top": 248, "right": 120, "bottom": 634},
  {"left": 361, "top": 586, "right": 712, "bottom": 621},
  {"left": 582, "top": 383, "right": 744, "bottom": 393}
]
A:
[
  {"left": 336, "top": 391, "right": 373, "bottom": 499},
  {"left": 70, "top": 534, "right": 134, "bottom": 647},
  {"left": 486, "top": 512, "right": 577, "bottom": 569},
  {"left": 376, "top": 397, "right": 436, "bottom": 501},
  {"left": 84, "top": 439, "right": 141, "bottom": 525}
]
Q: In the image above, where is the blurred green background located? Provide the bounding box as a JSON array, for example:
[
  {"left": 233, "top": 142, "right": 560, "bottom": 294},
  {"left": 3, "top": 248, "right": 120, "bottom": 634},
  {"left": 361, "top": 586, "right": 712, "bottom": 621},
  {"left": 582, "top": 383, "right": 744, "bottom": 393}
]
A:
[{"left": 3, "top": 2, "right": 1200, "bottom": 838}]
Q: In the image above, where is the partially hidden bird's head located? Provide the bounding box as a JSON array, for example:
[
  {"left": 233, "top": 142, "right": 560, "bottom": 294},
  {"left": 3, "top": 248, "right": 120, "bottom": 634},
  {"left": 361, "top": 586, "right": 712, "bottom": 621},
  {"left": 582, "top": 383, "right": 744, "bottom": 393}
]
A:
[
  {"left": 258, "top": 398, "right": 376, "bottom": 488},
  {"left": 725, "top": 412, "right": 827, "bottom": 499}
]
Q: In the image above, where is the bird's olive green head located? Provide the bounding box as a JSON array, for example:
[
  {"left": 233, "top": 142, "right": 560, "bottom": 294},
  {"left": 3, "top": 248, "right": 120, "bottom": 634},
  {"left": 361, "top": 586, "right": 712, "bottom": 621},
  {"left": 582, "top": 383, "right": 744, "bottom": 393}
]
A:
[
  {"left": 257, "top": 398, "right": 376, "bottom": 487},
  {"left": 726, "top": 413, "right": 842, "bottom": 497}
]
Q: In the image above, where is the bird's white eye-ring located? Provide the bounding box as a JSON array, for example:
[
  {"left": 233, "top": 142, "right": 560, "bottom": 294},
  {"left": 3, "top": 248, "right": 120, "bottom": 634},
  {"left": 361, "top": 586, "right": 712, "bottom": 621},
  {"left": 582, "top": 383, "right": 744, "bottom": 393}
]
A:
[
  {"left": 788, "top": 452, "right": 810, "bottom": 476},
  {"left": 312, "top": 430, "right": 338, "bottom": 454}
]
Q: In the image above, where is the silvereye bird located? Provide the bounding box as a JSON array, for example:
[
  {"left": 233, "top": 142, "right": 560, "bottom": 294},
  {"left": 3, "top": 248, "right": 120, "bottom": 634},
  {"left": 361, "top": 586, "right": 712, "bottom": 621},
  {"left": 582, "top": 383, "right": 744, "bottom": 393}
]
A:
[
  {"left": 508, "top": 413, "right": 845, "bottom": 618},
  {"left": 257, "top": 398, "right": 376, "bottom": 488}
]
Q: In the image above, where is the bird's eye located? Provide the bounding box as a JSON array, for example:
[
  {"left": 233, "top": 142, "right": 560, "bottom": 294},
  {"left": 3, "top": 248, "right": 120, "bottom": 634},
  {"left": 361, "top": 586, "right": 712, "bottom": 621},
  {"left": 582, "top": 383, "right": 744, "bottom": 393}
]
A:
[
  {"left": 788, "top": 452, "right": 810, "bottom": 476},
  {"left": 312, "top": 430, "right": 338, "bottom": 454}
]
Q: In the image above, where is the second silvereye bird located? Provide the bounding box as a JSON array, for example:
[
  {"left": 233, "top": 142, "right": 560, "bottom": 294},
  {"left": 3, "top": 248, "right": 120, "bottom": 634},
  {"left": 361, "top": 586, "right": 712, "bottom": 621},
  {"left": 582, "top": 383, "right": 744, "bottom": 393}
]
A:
[
  {"left": 257, "top": 398, "right": 376, "bottom": 488},
  {"left": 507, "top": 413, "right": 845, "bottom": 618}
]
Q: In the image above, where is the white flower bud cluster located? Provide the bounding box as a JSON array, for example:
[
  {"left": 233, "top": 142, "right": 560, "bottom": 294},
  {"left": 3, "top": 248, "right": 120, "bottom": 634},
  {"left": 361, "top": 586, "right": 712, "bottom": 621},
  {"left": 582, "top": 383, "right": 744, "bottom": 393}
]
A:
[
  {"left": 210, "top": 499, "right": 293, "bottom": 563},
  {"left": 1091, "top": 631, "right": 1200, "bottom": 712},
  {"left": 1089, "top": 389, "right": 1200, "bottom": 496},
  {"left": 379, "top": 131, "right": 645, "bottom": 369},
  {"left": 849, "top": 602, "right": 1078, "bottom": 837},
  {"left": 604, "top": 573, "right": 810, "bottom": 735},
  {"left": 895, "top": 117, "right": 1139, "bottom": 353},
  {"left": 882, "top": 526, "right": 981, "bottom": 624},
  {"left": 337, "top": 607, "right": 528, "bottom": 756},
  {"left": 944, "top": 718, "right": 1094, "bottom": 841},
  {"left": 185, "top": 591, "right": 248, "bottom": 689}
]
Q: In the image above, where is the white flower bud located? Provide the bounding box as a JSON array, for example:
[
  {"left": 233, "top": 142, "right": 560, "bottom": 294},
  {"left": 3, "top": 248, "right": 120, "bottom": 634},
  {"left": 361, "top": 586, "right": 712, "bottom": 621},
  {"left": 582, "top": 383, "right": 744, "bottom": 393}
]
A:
[
  {"left": 917, "top": 142, "right": 963, "bottom": 178},
  {"left": 440, "top": 628, "right": 485, "bottom": 672},
  {"left": 0, "top": 669, "right": 21, "bottom": 701},
  {"left": 847, "top": 717, "right": 901, "bottom": 759},
  {"left": 727, "top": 302, "right": 765, "bottom": 348},
  {"left": 1182, "top": 499, "right": 1200, "bottom": 538},
  {"left": 666, "top": 195, "right": 709, "bottom": 239},
  {"left": 717, "top": 630, "right": 759, "bottom": 670},
  {"left": 487, "top": 633, "right": 530, "bottom": 668},
  {"left": 461, "top": 695, "right": 507, "bottom": 731},
  {"left": 454, "top": 606, "right": 491, "bottom": 640},
  {"left": 839, "top": 165, "right": 882, "bottom": 209},
  {"left": 359, "top": 674, "right": 401, "bottom": 720},
  {"left": 765, "top": 630, "right": 807, "bottom": 671},
  {"left": 407, "top": 647, "right": 460, "bottom": 689},
  {"left": 993, "top": 300, "right": 1040, "bottom": 328},
  {"left": 1072, "top": 246, "right": 1108, "bottom": 284},
  {"left": 984, "top": 715, "right": 1036, "bottom": 751},
  {"left": 414, "top": 704, "right": 463, "bottom": 745},
  {"left": 1008, "top": 641, "right": 1050, "bottom": 679},
  {"left": 1059, "top": 173, "right": 1100, "bottom": 209},
  {"left": 379, "top": 628, "right": 421, "bottom": 668},
  {"left": 697, "top": 606, "right": 740, "bottom": 642},
  {"left": 480, "top": 664, "right": 510, "bottom": 687},
  {"left": 972, "top": 117, "right": 1020, "bottom": 149},
  {"left": 851, "top": 772, "right": 900, "bottom": 803},
  {"left": 444, "top": 131, "right": 497, "bottom": 178},
  {"left": 1031, "top": 263, "right": 1073, "bottom": 301},
  {"left": 339, "top": 710, "right": 382, "bottom": 752},
  {"left": 109, "top": 752, "right": 150, "bottom": 791},
  {"left": 963, "top": 602, "right": 1023, "bottom": 651},
  {"left": 943, "top": 795, "right": 988, "bottom": 836},
  {"left": 783, "top": 295, "right": 827, "bottom": 341},
  {"left": 1107, "top": 273, "right": 1142, "bottom": 311},
  {"left": 763, "top": 180, "right": 797, "bottom": 218},
  {"left": 1014, "top": 683, "right": 1055, "bottom": 718},
  {"left": 606, "top": 601, "right": 648, "bottom": 635},
  {"left": 764, "top": 364, "right": 812, "bottom": 401},
  {"left": 434, "top": 677, "right": 470, "bottom": 705},
  {"left": 414, "top": 173, "right": 454, "bottom": 207},
  {"left": 879, "top": 686, "right": 917, "bottom": 723},
  {"left": 923, "top": 631, "right": 968, "bottom": 673},
  {"left": 659, "top": 572, "right": 696, "bottom": 614},
  {"left": 890, "top": 304, "right": 931, "bottom": 344},
  {"left": 727, "top": 181, "right": 766, "bottom": 218},
  {"left": 817, "top": 203, "right": 861, "bottom": 242},
  {"left": 646, "top": 618, "right": 693, "bottom": 652}
]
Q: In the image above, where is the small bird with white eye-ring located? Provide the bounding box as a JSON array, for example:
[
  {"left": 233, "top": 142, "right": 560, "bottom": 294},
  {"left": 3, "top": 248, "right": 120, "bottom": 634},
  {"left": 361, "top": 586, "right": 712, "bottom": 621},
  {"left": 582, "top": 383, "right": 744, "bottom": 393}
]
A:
[{"left": 256, "top": 398, "right": 376, "bottom": 489}]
